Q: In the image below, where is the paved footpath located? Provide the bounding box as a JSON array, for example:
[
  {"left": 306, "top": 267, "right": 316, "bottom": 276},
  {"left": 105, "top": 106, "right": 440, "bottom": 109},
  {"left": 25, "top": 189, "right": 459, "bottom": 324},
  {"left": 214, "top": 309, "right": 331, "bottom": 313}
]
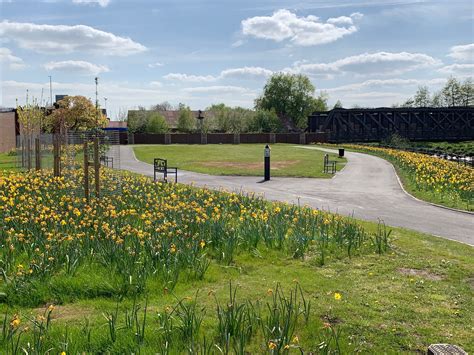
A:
[{"left": 120, "top": 145, "right": 473, "bottom": 246}]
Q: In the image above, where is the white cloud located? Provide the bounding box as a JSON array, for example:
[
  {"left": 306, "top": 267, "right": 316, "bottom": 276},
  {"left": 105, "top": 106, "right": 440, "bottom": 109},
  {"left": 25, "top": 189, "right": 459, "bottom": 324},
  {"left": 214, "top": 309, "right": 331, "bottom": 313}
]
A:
[
  {"left": 220, "top": 66, "right": 273, "bottom": 79},
  {"left": 164, "top": 66, "right": 273, "bottom": 83},
  {"left": 72, "top": 0, "right": 110, "bottom": 7},
  {"left": 148, "top": 62, "right": 164, "bottom": 68},
  {"left": 231, "top": 39, "right": 246, "bottom": 48},
  {"left": 44, "top": 60, "right": 109, "bottom": 75},
  {"left": 241, "top": 9, "right": 362, "bottom": 46},
  {"left": 292, "top": 51, "right": 441, "bottom": 76},
  {"left": 163, "top": 73, "right": 216, "bottom": 82},
  {"left": 447, "top": 43, "right": 474, "bottom": 62},
  {"left": 437, "top": 63, "right": 474, "bottom": 76},
  {"left": 183, "top": 86, "right": 253, "bottom": 95},
  {"left": 325, "top": 78, "right": 446, "bottom": 93},
  {"left": 149, "top": 81, "right": 162, "bottom": 88},
  {"left": 0, "top": 47, "right": 26, "bottom": 70},
  {"left": 0, "top": 21, "right": 146, "bottom": 55}
]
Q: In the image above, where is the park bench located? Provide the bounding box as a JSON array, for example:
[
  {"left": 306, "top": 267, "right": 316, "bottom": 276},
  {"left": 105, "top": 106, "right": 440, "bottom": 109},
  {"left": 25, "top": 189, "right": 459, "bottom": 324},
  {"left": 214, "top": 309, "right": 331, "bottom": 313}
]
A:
[
  {"left": 323, "top": 154, "right": 337, "bottom": 174},
  {"left": 100, "top": 155, "right": 114, "bottom": 168},
  {"left": 154, "top": 158, "right": 178, "bottom": 183}
]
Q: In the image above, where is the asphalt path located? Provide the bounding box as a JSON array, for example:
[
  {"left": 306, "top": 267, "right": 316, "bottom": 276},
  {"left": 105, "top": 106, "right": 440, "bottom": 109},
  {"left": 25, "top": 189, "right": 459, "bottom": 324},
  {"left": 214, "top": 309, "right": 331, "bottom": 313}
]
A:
[{"left": 120, "top": 145, "right": 473, "bottom": 245}]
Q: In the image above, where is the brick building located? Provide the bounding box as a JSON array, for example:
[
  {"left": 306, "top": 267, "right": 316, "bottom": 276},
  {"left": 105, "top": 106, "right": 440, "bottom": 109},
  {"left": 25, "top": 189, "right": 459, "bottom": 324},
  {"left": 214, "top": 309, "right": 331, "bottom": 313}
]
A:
[{"left": 0, "top": 109, "right": 18, "bottom": 153}]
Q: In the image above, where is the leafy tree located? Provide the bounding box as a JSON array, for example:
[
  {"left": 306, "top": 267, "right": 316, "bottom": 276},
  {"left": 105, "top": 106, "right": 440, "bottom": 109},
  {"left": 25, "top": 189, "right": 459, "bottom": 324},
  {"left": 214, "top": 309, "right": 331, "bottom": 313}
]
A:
[
  {"left": 127, "top": 107, "right": 149, "bottom": 133},
  {"left": 177, "top": 104, "right": 195, "bottom": 132},
  {"left": 255, "top": 73, "right": 318, "bottom": 128},
  {"left": 413, "top": 86, "right": 431, "bottom": 107},
  {"left": 145, "top": 112, "right": 169, "bottom": 133},
  {"left": 46, "top": 95, "right": 107, "bottom": 133},
  {"left": 208, "top": 103, "right": 229, "bottom": 132},
  {"left": 247, "top": 109, "right": 282, "bottom": 132}
]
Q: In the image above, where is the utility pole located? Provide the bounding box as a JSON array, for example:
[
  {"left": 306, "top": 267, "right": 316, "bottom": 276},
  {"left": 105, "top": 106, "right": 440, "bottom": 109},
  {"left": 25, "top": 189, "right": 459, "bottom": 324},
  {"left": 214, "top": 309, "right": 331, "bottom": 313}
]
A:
[
  {"left": 95, "top": 77, "right": 99, "bottom": 125},
  {"left": 104, "top": 97, "right": 107, "bottom": 118},
  {"left": 48, "top": 76, "right": 52, "bottom": 107}
]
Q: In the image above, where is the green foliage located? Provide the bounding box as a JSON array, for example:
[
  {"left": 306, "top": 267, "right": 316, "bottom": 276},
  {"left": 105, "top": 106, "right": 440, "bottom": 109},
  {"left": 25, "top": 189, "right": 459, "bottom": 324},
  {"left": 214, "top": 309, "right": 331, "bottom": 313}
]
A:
[
  {"left": 247, "top": 109, "right": 282, "bottom": 133},
  {"left": 207, "top": 104, "right": 253, "bottom": 133},
  {"left": 126, "top": 108, "right": 148, "bottom": 133},
  {"left": 255, "top": 73, "right": 321, "bottom": 128},
  {"left": 177, "top": 104, "right": 195, "bottom": 133},
  {"left": 146, "top": 112, "right": 169, "bottom": 133}
]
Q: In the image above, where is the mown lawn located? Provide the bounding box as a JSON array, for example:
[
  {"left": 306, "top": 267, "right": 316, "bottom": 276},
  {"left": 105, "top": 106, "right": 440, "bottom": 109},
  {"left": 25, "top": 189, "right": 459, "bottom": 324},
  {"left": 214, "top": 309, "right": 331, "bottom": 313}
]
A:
[
  {"left": 133, "top": 144, "right": 345, "bottom": 178},
  {"left": 0, "top": 152, "right": 18, "bottom": 171}
]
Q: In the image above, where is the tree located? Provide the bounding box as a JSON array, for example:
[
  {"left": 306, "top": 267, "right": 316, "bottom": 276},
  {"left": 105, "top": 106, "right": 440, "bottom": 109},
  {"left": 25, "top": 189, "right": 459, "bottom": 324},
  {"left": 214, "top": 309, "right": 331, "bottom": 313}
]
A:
[
  {"left": 460, "top": 78, "right": 474, "bottom": 106},
  {"left": 442, "top": 77, "right": 462, "bottom": 107},
  {"left": 255, "top": 73, "right": 318, "bottom": 129},
  {"left": 247, "top": 109, "right": 282, "bottom": 132},
  {"left": 177, "top": 104, "right": 195, "bottom": 132},
  {"left": 333, "top": 100, "right": 343, "bottom": 109},
  {"left": 16, "top": 97, "right": 45, "bottom": 135},
  {"left": 145, "top": 112, "right": 169, "bottom": 133},
  {"left": 127, "top": 107, "right": 148, "bottom": 133},
  {"left": 151, "top": 101, "right": 173, "bottom": 111},
  {"left": 46, "top": 95, "right": 107, "bottom": 133},
  {"left": 413, "top": 86, "right": 431, "bottom": 107}
]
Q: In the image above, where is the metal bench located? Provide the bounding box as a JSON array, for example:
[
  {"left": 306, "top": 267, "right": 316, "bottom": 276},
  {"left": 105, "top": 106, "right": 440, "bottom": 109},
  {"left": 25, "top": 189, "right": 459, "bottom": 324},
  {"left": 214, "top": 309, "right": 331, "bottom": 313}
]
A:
[
  {"left": 154, "top": 158, "right": 178, "bottom": 183},
  {"left": 323, "top": 154, "right": 337, "bottom": 174},
  {"left": 100, "top": 155, "right": 114, "bottom": 168}
]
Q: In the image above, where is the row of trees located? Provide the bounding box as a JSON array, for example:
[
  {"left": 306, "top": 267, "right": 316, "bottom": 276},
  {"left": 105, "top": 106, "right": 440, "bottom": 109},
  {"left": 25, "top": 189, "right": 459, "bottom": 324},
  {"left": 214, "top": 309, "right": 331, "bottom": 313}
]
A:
[
  {"left": 400, "top": 77, "right": 473, "bottom": 108},
  {"left": 127, "top": 104, "right": 283, "bottom": 134},
  {"left": 17, "top": 95, "right": 107, "bottom": 135}
]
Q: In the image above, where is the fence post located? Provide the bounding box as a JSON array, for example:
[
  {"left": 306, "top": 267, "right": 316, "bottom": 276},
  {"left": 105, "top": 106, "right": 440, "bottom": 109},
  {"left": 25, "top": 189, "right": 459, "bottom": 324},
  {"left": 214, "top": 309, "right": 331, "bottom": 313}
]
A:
[
  {"left": 233, "top": 133, "right": 240, "bottom": 144},
  {"left": 53, "top": 135, "right": 60, "bottom": 177},
  {"left": 201, "top": 133, "right": 207, "bottom": 145},
  {"left": 35, "top": 137, "right": 41, "bottom": 170},
  {"left": 269, "top": 133, "right": 276, "bottom": 144},
  {"left": 83, "top": 140, "right": 89, "bottom": 202},
  {"left": 165, "top": 133, "right": 171, "bottom": 145},
  {"left": 299, "top": 133, "right": 306, "bottom": 145},
  {"left": 94, "top": 137, "right": 100, "bottom": 198}
]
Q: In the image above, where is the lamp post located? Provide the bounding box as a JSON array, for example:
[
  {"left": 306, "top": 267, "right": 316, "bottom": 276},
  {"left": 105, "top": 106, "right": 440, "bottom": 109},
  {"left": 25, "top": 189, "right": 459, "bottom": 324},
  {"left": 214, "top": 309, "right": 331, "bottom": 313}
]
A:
[
  {"left": 264, "top": 144, "right": 271, "bottom": 181},
  {"left": 196, "top": 109, "right": 204, "bottom": 133}
]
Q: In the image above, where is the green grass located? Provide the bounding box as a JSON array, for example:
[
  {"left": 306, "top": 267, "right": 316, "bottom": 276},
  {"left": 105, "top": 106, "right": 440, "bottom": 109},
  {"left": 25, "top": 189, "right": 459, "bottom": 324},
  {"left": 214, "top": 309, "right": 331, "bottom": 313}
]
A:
[
  {"left": 1, "top": 225, "right": 472, "bottom": 353},
  {"left": 0, "top": 152, "right": 18, "bottom": 171},
  {"left": 133, "top": 144, "right": 346, "bottom": 178}
]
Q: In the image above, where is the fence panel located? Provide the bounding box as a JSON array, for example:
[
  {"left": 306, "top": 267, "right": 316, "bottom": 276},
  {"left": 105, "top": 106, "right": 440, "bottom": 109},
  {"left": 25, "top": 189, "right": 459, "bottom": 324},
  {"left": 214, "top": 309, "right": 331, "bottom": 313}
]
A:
[{"left": 207, "top": 134, "right": 234, "bottom": 144}]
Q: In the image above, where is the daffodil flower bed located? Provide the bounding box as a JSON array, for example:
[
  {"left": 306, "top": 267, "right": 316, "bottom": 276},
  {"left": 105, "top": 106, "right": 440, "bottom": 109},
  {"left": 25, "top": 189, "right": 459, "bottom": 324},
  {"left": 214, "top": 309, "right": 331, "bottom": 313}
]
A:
[
  {"left": 0, "top": 168, "right": 392, "bottom": 352},
  {"left": 346, "top": 145, "right": 474, "bottom": 210}
]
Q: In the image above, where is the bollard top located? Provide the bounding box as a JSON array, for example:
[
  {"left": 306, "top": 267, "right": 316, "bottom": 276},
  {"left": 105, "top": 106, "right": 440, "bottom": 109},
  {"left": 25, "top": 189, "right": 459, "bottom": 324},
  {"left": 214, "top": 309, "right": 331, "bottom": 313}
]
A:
[{"left": 264, "top": 144, "right": 271, "bottom": 157}]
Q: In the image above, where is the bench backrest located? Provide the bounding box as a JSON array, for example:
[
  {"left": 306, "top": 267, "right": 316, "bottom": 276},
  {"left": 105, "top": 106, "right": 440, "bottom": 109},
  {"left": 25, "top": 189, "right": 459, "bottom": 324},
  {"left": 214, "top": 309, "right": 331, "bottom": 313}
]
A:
[
  {"left": 324, "top": 154, "right": 328, "bottom": 165},
  {"left": 154, "top": 158, "right": 167, "bottom": 172}
]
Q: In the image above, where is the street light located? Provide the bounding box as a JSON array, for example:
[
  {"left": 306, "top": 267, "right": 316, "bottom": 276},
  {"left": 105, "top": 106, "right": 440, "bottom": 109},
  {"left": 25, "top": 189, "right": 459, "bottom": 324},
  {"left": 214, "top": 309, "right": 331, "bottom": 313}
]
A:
[{"left": 196, "top": 109, "right": 204, "bottom": 132}]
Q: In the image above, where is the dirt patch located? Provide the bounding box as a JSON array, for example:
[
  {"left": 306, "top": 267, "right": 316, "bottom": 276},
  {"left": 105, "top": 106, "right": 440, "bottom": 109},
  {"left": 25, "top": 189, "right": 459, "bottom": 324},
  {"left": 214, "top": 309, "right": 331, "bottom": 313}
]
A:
[
  {"left": 201, "top": 160, "right": 300, "bottom": 170},
  {"left": 397, "top": 268, "right": 443, "bottom": 281},
  {"left": 33, "top": 304, "right": 95, "bottom": 321}
]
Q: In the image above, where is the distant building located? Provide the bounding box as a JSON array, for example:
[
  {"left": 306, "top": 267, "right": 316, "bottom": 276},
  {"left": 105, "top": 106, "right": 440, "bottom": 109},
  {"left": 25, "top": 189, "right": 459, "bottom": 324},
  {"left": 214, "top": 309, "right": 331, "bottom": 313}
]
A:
[
  {"left": 0, "top": 108, "right": 19, "bottom": 153},
  {"left": 104, "top": 120, "right": 127, "bottom": 131}
]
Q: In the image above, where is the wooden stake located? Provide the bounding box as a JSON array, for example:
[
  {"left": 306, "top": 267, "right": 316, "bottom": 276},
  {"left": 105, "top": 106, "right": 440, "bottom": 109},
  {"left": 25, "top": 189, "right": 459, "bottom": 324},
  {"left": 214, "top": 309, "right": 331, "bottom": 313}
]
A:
[
  {"left": 84, "top": 140, "right": 89, "bottom": 202},
  {"left": 35, "top": 137, "right": 41, "bottom": 170},
  {"left": 94, "top": 137, "right": 100, "bottom": 198}
]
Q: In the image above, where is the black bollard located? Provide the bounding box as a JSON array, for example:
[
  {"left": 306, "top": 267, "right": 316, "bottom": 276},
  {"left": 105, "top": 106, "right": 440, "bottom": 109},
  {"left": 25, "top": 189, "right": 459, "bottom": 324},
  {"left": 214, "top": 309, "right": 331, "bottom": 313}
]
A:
[{"left": 264, "top": 144, "right": 271, "bottom": 181}]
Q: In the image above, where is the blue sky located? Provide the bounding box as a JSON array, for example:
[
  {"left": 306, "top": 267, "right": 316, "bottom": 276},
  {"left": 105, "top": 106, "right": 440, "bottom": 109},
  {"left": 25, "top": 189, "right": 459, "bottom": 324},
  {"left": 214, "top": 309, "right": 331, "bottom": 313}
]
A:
[{"left": 1, "top": 0, "right": 473, "bottom": 119}]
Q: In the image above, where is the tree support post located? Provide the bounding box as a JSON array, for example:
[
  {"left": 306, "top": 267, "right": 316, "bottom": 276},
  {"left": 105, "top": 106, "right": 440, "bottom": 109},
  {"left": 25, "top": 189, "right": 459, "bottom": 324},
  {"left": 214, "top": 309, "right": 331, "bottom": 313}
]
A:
[
  {"left": 35, "top": 137, "right": 41, "bottom": 170},
  {"left": 94, "top": 137, "right": 100, "bottom": 198},
  {"left": 84, "top": 140, "right": 89, "bottom": 203}
]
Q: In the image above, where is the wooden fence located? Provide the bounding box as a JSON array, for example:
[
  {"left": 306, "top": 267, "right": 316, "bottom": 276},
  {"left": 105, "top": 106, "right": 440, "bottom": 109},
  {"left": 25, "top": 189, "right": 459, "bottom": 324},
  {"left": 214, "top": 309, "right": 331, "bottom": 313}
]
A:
[{"left": 128, "top": 132, "right": 329, "bottom": 145}]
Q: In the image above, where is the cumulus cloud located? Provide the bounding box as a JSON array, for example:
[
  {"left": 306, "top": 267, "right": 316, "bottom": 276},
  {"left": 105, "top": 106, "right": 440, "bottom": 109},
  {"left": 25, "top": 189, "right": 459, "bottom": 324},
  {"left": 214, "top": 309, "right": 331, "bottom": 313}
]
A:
[
  {"left": 241, "top": 9, "right": 362, "bottom": 46},
  {"left": 164, "top": 66, "right": 273, "bottom": 83},
  {"left": 148, "top": 62, "right": 164, "bottom": 68},
  {"left": 447, "top": 43, "right": 474, "bottom": 62},
  {"left": 325, "top": 78, "right": 446, "bottom": 93},
  {"left": 183, "top": 86, "right": 253, "bottom": 95},
  {"left": 163, "top": 73, "right": 216, "bottom": 82},
  {"left": 44, "top": 60, "right": 109, "bottom": 75},
  {"left": 292, "top": 51, "right": 441, "bottom": 76},
  {"left": 149, "top": 81, "right": 163, "bottom": 87},
  {"left": 0, "top": 21, "right": 146, "bottom": 55},
  {"left": 72, "top": 0, "right": 110, "bottom": 7},
  {"left": 437, "top": 63, "right": 474, "bottom": 76},
  {"left": 0, "top": 47, "right": 26, "bottom": 70}
]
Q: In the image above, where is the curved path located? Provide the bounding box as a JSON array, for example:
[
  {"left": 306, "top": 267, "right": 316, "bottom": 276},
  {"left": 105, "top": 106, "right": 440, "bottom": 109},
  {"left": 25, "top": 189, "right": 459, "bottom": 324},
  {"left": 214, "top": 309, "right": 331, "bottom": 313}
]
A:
[{"left": 119, "top": 146, "right": 473, "bottom": 245}]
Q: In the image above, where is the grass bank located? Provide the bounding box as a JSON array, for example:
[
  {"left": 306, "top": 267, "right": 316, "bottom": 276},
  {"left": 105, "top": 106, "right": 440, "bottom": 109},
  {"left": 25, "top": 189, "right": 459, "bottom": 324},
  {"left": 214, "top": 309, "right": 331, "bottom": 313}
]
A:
[{"left": 133, "top": 144, "right": 345, "bottom": 178}]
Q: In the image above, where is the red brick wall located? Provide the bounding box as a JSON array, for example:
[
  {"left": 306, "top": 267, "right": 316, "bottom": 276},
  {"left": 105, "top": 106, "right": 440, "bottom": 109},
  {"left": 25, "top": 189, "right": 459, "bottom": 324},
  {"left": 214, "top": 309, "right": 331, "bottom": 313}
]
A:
[{"left": 0, "top": 112, "right": 16, "bottom": 153}]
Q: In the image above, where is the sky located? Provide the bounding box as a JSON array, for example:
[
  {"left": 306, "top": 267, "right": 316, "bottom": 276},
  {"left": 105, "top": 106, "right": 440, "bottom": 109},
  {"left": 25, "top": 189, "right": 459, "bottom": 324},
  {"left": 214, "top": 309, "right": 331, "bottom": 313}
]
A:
[{"left": 1, "top": 0, "right": 473, "bottom": 119}]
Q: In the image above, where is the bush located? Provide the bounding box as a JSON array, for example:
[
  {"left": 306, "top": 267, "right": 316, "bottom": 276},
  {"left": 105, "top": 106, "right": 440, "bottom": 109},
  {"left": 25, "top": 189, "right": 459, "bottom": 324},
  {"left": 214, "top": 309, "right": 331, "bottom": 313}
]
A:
[
  {"left": 145, "top": 112, "right": 169, "bottom": 133},
  {"left": 247, "top": 109, "right": 282, "bottom": 133}
]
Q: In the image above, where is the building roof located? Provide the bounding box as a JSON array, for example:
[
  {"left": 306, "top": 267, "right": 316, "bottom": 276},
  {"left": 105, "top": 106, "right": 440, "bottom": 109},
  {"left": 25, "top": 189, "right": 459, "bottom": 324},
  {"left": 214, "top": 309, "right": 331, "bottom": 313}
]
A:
[{"left": 107, "top": 121, "right": 127, "bottom": 129}]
